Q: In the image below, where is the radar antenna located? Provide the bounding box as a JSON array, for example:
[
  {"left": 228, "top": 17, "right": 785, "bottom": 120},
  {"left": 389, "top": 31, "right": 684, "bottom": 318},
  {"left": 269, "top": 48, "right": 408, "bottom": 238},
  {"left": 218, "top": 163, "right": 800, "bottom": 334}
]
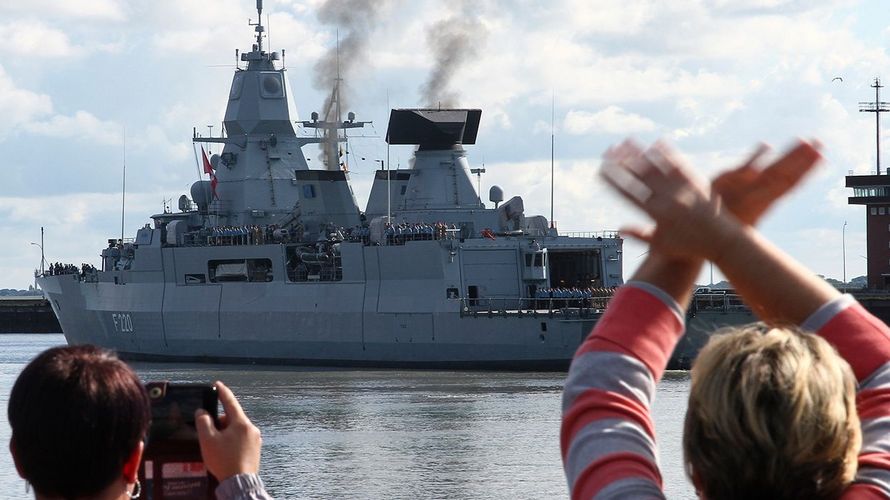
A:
[
  {"left": 860, "top": 77, "right": 890, "bottom": 175},
  {"left": 302, "top": 35, "right": 370, "bottom": 171},
  {"left": 250, "top": 0, "right": 265, "bottom": 53}
]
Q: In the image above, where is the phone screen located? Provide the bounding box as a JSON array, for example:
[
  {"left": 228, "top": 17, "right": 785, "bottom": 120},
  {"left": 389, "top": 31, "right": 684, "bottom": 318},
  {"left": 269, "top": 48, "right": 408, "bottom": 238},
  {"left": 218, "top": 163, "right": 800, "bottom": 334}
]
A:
[
  {"left": 148, "top": 384, "right": 217, "bottom": 442},
  {"left": 141, "top": 382, "right": 219, "bottom": 499}
]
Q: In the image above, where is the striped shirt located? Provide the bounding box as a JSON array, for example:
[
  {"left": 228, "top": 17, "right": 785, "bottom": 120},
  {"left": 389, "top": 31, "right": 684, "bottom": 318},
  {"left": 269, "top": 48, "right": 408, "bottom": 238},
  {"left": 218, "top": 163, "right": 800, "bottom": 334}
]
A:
[{"left": 561, "top": 282, "right": 890, "bottom": 499}]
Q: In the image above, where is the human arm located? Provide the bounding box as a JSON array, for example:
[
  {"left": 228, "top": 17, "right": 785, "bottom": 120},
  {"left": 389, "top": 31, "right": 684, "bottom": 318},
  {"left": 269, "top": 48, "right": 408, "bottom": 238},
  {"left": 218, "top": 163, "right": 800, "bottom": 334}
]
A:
[
  {"left": 602, "top": 138, "right": 890, "bottom": 495},
  {"left": 195, "top": 381, "right": 272, "bottom": 500},
  {"left": 601, "top": 139, "right": 833, "bottom": 325},
  {"left": 561, "top": 139, "right": 813, "bottom": 498},
  {"left": 561, "top": 140, "right": 823, "bottom": 498}
]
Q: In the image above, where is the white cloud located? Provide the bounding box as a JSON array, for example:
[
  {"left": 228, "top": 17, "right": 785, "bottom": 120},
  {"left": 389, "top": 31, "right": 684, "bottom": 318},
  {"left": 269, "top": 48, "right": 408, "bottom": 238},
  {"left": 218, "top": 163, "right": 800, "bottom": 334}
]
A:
[
  {"left": 24, "top": 111, "right": 121, "bottom": 145},
  {"left": 0, "top": 66, "right": 53, "bottom": 137},
  {"left": 564, "top": 106, "right": 657, "bottom": 135},
  {"left": 0, "top": 0, "right": 126, "bottom": 21},
  {"left": 0, "top": 21, "right": 79, "bottom": 58}
]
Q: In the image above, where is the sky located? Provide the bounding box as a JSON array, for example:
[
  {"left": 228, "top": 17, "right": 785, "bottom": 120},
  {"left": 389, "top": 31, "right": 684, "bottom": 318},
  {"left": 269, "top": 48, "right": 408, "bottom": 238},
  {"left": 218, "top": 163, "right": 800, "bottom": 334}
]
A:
[{"left": 0, "top": 0, "right": 888, "bottom": 289}]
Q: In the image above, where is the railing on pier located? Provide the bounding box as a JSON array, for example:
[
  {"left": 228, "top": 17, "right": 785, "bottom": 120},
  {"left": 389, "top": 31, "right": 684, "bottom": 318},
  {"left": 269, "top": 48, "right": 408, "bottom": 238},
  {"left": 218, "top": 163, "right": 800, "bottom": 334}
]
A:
[
  {"left": 689, "top": 292, "right": 748, "bottom": 315},
  {"left": 458, "top": 297, "right": 611, "bottom": 319}
]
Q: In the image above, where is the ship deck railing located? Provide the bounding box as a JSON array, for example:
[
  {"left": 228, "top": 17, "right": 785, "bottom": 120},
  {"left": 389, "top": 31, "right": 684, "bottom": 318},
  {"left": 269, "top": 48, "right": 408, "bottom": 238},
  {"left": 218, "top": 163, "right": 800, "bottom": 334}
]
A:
[
  {"left": 559, "top": 230, "right": 621, "bottom": 239},
  {"left": 459, "top": 297, "right": 611, "bottom": 319}
]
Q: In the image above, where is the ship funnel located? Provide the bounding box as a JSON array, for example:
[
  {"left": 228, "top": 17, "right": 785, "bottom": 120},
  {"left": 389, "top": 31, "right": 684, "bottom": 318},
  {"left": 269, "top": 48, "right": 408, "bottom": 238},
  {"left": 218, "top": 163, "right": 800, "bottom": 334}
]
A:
[{"left": 386, "top": 109, "right": 481, "bottom": 150}]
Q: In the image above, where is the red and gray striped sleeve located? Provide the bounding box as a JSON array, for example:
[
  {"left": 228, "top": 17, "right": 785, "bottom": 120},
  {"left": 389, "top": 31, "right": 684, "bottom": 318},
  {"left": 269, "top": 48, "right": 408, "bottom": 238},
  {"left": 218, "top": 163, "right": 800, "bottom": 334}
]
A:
[
  {"left": 803, "top": 296, "right": 890, "bottom": 498},
  {"left": 561, "top": 282, "right": 685, "bottom": 499}
]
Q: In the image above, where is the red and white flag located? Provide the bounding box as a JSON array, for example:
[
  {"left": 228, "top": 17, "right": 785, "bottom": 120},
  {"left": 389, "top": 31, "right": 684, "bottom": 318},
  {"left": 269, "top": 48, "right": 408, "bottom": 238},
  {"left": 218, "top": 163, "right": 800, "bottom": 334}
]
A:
[{"left": 201, "top": 146, "right": 218, "bottom": 199}]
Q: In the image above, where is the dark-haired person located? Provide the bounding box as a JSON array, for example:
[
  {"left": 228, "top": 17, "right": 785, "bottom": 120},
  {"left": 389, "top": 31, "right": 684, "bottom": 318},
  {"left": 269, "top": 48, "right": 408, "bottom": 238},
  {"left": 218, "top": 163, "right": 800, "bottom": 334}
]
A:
[
  {"left": 562, "top": 139, "right": 890, "bottom": 498},
  {"left": 8, "top": 345, "right": 272, "bottom": 499}
]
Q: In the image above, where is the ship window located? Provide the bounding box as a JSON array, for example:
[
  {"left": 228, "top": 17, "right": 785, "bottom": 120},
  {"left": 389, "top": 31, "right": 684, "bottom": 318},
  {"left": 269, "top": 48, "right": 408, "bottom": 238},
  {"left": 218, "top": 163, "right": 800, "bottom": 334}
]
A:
[
  {"left": 208, "top": 259, "right": 273, "bottom": 283},
  {"left": 446, "top": 287, "right": 459, "bottom": 299},
  {"left": 873, "top": 207, "right": 879, "bottom": 215},
  {"left": 303, "top": 185, "right": 316, "bottom": 199},
  {"left": 400, "top": 185, "right": 407, "bottom": 195},
  {"left": 881, "top": 207, "right": 886, "bottom": 216}
]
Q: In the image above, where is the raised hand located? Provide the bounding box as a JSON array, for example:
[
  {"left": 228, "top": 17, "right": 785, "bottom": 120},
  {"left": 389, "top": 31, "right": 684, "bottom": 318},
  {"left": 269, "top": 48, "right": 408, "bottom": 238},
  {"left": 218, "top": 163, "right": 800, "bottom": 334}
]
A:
[
  {"left": 600, "top": 139, "right": 822, "bottom": 261},
  {"left": 601, "top": 140, "right": 729, "bottom": 261},
  {"left": 712, "top": 140, "right": 821, "bottom": 225}
]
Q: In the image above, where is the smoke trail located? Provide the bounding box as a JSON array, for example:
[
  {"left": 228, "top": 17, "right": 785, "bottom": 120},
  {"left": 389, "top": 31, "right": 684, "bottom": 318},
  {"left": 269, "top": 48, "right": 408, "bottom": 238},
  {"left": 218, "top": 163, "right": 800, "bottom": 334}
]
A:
[
  {"left": 420, "top": 15, "right": 488, "bottom": 108},
  {"left": 313, "top": 0, "right": 386, "bottom": 169}
]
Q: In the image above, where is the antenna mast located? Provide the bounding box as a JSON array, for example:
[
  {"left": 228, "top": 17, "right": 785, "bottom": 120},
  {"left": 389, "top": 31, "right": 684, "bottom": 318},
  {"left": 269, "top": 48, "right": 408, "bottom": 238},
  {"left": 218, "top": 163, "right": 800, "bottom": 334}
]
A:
[
  {"left": 121, "top": 128, "right": 126, "bottom": 243},
  {"left": 860, "top": 77, "right": 890, "bottom": 175},
  {"left": 251, "top": 0, "right": 265, "bottom": 53},
  {"left": 550, "top": 92, "right": 555, "bottom": 229}
]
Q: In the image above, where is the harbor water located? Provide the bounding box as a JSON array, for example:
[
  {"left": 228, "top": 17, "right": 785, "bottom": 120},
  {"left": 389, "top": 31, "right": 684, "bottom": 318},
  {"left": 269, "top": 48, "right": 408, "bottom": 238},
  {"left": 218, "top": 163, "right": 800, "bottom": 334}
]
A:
[{"left": 0, "top": 335, "right": 696, "bottom": 499}]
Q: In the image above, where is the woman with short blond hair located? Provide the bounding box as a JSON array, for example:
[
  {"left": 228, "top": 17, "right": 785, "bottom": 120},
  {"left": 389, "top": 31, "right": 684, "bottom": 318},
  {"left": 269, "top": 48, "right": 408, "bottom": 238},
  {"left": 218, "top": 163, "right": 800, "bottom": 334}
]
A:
[{"left": 562, "top": 139, "right": 890, "bottom": 498}]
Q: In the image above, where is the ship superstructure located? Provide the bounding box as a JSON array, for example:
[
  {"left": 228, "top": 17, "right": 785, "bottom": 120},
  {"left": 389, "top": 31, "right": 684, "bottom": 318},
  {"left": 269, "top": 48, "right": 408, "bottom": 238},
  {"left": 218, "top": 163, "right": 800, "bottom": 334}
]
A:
[{"left": 37, "top": 1, "right": 624, "bottom": 368}]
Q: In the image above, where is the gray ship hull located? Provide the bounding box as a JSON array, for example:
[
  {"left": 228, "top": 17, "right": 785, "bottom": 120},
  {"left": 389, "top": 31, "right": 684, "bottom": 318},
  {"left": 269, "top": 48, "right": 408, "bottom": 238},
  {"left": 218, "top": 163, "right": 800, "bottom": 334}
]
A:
[{"left": 38, "top": 240, "right": 602, "bottom": 370}]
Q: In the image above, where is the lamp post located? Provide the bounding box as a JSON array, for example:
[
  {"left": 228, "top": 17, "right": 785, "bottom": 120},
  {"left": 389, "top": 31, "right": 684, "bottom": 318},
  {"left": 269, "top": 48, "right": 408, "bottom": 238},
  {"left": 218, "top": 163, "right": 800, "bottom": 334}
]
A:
[{"left": 842, "top": 220, "right": 847, "bottom": 289}]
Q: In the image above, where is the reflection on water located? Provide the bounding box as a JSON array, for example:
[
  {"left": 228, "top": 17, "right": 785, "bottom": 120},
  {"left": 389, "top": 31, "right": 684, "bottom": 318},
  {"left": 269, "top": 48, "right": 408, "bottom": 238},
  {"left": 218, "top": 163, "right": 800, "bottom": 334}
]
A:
[{"left": 0, "top": 335, "right": 696, "bottom": 499}]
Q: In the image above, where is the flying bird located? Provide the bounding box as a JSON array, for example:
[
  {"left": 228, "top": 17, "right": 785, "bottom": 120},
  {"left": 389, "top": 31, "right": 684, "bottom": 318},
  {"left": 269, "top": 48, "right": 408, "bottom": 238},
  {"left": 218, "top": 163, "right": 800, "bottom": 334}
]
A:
[{"left": 832, "top": 77, "right": 844, "bottom": 82}]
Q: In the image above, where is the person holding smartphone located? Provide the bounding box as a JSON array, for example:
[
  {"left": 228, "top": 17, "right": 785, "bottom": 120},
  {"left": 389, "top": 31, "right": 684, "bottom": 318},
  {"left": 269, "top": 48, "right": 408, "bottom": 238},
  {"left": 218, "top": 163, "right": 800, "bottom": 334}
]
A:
[{"left": 7, "top": 345, "right": 271, "bottom": 499}]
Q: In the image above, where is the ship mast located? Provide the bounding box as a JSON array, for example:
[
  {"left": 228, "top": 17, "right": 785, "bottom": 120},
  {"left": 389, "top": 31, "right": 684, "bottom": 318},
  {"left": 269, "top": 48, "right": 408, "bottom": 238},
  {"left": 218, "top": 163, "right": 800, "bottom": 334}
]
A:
[
  {"left": 250, "top": 0, "right": 265, "bottom": 54},
  {"left": 860, "top": 77, "right": 890, "bottom": 175}
]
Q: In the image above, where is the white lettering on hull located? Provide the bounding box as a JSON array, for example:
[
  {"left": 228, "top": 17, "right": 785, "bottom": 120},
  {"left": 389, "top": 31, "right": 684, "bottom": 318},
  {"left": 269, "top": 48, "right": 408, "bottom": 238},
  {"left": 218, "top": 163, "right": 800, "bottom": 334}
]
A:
[{"left": 111, "top": 313, "right": 134, "bottom": 333}]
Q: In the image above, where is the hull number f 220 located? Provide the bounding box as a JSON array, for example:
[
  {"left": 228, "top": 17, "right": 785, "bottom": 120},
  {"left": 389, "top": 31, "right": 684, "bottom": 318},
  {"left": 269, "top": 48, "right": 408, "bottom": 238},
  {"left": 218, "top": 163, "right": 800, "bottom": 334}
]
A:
[{"left": 112, "top": 313, "right": 134, "bottom": 333}]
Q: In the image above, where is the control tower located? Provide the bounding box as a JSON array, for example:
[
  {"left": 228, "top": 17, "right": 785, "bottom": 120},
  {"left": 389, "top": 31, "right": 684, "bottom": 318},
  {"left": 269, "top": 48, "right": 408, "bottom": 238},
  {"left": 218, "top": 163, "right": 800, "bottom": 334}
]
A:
[{"left": 847, "top": 77, "right": 890, "bottom": 289}]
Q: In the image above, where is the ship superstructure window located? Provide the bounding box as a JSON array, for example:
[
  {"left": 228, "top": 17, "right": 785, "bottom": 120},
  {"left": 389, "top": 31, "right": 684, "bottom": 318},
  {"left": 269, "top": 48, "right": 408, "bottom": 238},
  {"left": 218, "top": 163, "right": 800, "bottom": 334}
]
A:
[
  {"left": 303, "top": 185, "right": 316, "bottom": 198},
  {"left": 881, "top": 208, "right": 886, "bottom": 215},
  {"left": 873, "top": 208, "right": 879, "bottom": 215},
  {"left": 208, "top": 259, "right": 273, "bottom": 283}
]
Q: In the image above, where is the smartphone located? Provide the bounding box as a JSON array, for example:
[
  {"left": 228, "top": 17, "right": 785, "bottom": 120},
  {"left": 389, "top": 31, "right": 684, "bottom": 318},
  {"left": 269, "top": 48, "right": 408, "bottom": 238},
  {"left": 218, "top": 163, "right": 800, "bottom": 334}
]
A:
[{"left": 139, "top": 382, "right": 219, "bottom": 500}]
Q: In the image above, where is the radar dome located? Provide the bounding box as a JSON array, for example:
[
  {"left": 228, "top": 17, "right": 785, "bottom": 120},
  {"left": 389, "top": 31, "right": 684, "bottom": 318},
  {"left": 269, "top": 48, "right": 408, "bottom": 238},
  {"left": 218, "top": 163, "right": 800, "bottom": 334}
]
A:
[
  {"left": 489, "top": 185, "right": 504, "bottom": 205},
  {"left": 190, "top": 181, "right": 213, "bottom": 213}
]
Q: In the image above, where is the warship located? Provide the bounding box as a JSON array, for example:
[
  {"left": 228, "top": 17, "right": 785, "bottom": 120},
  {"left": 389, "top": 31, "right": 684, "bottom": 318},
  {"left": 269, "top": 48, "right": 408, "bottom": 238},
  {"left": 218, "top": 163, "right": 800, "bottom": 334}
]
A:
[{"left": 37, "top": 1, "right": 627, "bottom": 369}]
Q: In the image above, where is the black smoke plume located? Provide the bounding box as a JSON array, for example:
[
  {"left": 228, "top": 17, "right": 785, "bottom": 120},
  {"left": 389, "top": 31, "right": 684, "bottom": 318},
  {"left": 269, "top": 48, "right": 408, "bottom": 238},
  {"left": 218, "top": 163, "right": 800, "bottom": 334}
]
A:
[
  {"left": 313, "top": 0, "right": 387, "bottom": 168},
  {"left": 419, "top": 14, "right": 488, "bottom": 108}
]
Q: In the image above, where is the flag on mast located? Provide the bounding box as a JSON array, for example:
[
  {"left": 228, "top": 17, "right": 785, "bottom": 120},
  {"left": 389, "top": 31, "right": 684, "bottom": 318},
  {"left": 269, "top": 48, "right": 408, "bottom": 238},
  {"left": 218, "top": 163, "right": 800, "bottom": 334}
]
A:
[{"left": 201, "top": 146, "right": 218, "bottom": 199}]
